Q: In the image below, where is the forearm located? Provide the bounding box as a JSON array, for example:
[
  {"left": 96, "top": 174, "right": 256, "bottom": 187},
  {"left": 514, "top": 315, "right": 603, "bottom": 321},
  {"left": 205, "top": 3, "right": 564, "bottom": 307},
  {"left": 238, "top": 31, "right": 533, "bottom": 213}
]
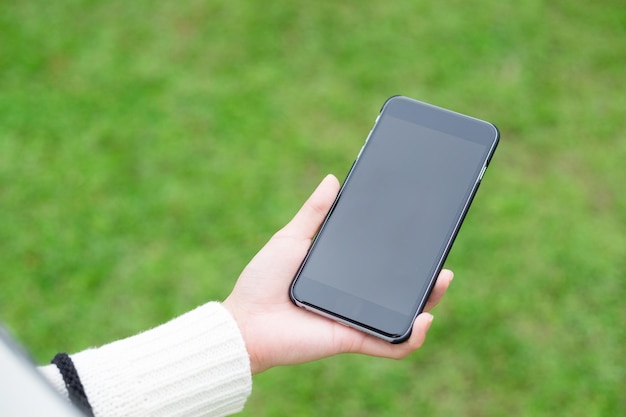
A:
[{"left": 40, "top": 302, "right": 252, "bottom": 417}]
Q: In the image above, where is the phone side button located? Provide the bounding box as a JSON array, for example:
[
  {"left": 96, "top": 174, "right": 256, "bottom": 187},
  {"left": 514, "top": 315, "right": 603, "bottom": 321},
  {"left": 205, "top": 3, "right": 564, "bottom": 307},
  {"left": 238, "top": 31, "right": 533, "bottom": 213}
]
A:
[{"left": 478, "top": 165, "right": 486, "bottom": 181}]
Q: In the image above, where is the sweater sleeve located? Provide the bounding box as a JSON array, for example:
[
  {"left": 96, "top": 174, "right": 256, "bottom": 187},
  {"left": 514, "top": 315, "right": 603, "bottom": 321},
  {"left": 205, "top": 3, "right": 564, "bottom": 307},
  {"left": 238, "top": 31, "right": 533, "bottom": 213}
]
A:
[{"left": 39, "top": 302, "right": 252, "bottom": 417}]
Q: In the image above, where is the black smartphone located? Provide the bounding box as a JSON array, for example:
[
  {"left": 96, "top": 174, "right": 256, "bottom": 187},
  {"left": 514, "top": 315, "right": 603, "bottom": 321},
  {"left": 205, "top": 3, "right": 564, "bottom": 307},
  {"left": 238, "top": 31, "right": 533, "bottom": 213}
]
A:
[{"left": 289, "top": 96, "right": 499, "bottom": 343}]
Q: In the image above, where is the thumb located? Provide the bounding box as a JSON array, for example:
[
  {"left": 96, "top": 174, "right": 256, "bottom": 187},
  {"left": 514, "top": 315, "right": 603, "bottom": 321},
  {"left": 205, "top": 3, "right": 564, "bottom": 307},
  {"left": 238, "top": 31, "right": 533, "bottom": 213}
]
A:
[{"left": 278, "top": 175, "right": 340, "bottom": 240}]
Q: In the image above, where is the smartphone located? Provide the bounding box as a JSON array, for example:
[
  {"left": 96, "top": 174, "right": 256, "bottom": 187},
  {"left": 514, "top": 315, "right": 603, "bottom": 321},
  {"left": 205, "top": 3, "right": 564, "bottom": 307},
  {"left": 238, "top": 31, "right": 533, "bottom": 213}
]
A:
[{"left": 289, "top": 96, "right": 499, "bottom": 343}]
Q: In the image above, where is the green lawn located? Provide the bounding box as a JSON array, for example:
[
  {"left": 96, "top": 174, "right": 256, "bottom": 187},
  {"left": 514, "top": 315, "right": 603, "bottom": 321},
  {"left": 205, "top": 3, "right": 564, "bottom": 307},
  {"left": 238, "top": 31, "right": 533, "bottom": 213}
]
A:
[{"left": 1, "top": 1, "right": 624, "bottom": 416}]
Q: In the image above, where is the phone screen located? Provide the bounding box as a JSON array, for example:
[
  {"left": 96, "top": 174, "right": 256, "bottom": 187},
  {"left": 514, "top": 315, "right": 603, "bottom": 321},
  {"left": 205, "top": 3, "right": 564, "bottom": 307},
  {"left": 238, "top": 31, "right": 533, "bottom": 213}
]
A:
[{"left": 291, "top": 97, "right": 498, "bottom": 341}]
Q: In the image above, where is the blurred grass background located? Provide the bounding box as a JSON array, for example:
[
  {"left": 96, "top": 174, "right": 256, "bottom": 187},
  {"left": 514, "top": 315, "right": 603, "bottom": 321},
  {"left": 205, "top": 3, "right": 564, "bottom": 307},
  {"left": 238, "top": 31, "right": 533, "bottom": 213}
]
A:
[{"left": 1, "top": 1, "right": 624, "bottom": 416}]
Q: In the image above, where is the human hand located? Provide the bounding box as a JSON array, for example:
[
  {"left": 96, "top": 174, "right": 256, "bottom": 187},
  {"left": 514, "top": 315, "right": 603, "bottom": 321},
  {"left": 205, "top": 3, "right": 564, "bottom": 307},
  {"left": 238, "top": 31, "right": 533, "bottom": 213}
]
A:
[{"left": 223, "top": 174, "right": 453, "bottom": 375}]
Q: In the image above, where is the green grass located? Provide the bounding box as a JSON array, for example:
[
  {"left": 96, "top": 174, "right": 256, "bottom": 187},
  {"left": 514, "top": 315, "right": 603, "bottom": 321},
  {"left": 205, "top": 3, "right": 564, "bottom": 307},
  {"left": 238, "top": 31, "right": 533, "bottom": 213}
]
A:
[{"left": 1, "top": 1, "right": 624, "bottom": 416}]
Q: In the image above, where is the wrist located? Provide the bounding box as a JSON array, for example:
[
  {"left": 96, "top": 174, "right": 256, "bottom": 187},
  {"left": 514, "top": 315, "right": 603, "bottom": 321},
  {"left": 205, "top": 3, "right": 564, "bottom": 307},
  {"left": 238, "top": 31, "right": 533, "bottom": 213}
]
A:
[{"left": 222, "top": 298, "right": 263, "bottom": 375}]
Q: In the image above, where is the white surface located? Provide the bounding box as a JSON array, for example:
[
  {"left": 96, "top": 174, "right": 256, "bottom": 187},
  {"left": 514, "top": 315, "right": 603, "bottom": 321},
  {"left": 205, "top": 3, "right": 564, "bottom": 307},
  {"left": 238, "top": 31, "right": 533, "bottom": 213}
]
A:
[{"left": 0, "top": 328, "right": 84, "bottom": 417}]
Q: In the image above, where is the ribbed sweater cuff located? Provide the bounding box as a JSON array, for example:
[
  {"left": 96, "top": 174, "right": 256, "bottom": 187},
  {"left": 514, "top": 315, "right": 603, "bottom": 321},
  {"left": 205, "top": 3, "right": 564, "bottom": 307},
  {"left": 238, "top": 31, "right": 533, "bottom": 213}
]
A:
[{"left": 43, "top": 302, "right": 252, "bottom": 417}]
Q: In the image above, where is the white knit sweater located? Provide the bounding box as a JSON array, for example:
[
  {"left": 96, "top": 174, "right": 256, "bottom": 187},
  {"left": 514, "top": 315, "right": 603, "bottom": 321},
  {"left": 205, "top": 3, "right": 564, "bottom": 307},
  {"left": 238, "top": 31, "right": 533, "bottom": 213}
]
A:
[{"left": 39, "top": 302, "right": 252, "bottom": 417}]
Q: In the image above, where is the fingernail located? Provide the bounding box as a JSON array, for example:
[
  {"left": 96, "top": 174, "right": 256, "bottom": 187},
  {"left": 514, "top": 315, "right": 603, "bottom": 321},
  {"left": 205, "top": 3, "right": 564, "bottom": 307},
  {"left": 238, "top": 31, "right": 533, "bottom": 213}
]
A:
[
  {"left": 424, "top": 313, "right": 434, "bottom": 330},
  {"left": 445, "top": 269, "right": 454, "bottom": 281}
]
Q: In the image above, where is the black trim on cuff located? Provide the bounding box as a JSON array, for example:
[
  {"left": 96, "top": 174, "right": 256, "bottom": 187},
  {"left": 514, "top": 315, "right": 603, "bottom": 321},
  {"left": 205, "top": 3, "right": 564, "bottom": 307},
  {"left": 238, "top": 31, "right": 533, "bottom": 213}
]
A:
[{"left": 51, "top": 353, "right": 94, "bottom": 417}]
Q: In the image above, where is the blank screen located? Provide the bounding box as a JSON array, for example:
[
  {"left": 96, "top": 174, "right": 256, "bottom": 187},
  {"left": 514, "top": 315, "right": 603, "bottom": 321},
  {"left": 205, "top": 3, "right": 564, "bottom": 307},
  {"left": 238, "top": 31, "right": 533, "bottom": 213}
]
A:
[{"left": 298, "top": 115, "right": 486, "bottom": 317}]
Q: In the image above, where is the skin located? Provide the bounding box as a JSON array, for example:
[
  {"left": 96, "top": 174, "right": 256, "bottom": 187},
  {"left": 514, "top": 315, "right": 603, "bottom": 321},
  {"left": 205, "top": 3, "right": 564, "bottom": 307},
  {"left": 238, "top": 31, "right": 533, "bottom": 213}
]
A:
[{"left": 224, "top": 174, "right": 453, "bottom": 375}]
